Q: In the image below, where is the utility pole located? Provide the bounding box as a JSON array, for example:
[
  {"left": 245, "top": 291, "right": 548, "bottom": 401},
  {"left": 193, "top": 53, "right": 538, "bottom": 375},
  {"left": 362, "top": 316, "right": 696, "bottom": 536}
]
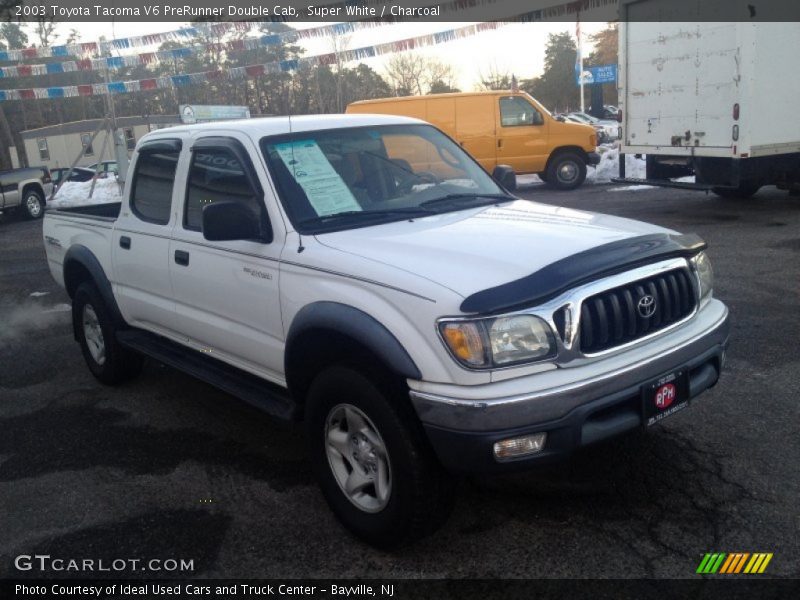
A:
[
  {"left": 577, "top": 13, "right": 584, "bottom": 113},
  {"left": 103, "top": 66, "right": 129, "bottom": 190}
]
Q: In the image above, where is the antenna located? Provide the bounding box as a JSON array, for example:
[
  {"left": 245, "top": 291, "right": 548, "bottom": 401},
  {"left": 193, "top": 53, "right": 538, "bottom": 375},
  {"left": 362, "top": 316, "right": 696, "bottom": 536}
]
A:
[{"left": 287, "top": 67, "right": 304, "bottom": 253}]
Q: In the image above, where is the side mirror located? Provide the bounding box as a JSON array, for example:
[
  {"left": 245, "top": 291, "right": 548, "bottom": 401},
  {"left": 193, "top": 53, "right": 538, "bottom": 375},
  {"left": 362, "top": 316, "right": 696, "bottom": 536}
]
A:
[
  {"left": 202, "top": 201, "right": 264, "bottom": 242},
  {"left": 492, "top": 165, "right": 517, "bottom": 192},
  {"left": 555, "top": 115, "right": 566, "bottom": 122}
]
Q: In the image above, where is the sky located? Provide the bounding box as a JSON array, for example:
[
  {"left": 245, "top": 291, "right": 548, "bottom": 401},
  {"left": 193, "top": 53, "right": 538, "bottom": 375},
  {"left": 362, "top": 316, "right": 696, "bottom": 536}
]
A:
[{"left": 21, "top": 20, "right": 608, "bottom": 91}]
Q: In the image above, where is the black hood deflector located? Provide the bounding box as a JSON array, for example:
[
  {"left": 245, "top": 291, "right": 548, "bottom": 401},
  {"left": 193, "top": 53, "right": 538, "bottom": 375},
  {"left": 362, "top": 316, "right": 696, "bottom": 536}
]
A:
[{"left": 460, "top": 233, "right": 706, "bottom": 315}]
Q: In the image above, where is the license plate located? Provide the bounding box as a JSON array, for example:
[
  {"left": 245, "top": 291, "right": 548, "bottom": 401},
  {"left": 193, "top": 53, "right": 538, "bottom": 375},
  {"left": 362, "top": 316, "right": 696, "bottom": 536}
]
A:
[{"left": 642, "top": 369, "right": 690, "bottom": 427}]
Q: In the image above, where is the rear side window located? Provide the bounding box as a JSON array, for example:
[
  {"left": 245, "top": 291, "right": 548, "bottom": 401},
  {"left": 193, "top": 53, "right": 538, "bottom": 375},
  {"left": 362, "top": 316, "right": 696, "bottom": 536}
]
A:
[
  {"left": 184, "top": 147, "right": 261, "bottom": 231},
  {"left": 130, "top": 149, "right": 180, "bottom": 225}
]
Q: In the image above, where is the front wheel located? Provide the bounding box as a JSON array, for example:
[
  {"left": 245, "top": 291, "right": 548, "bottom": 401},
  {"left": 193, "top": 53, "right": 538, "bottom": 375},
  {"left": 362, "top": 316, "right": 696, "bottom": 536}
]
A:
[
  {"left": 23, "top": 189, "right": 44, "bottom": 219},
  {"left": 73, "top": 282, "right": 143, "bottom": 385},
  {"left": 546, "top": 152, "right": 587, "bottom": 190},
  {"left": 306, "top": 366, "right": 453, "bottom": 548}
]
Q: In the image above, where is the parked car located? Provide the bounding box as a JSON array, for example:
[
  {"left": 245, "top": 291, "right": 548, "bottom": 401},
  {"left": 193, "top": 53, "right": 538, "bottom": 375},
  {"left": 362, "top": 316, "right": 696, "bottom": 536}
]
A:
[
  {"left": 43, "top": 115, "right": 729, "bottom": 547},
  {"left": 564, "top": 115, "right": 610, "bottom": 144},
  {"left": 51, "top": 167, "right": 96, "bottom": 189},
  {"left": 87, "top": 161, "right": 119, "bottom": 179},
  {"left": 568, "top": 112, "right": 621, "bottom": 141},
  {"left": 602, "top": 105, "right": 620, "bottom": 120},
  {"left": 0, "top": 166, "right": 53, "bottom": 219},
  {"left": 347, "top": 91, "right": 600, "bottom": 190}
]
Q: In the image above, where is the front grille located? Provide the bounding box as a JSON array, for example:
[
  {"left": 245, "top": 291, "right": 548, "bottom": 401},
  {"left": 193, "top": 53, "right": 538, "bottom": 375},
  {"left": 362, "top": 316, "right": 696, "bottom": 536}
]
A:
[{"left": 579, "top": 268, "right": 697, "bottom": 354}]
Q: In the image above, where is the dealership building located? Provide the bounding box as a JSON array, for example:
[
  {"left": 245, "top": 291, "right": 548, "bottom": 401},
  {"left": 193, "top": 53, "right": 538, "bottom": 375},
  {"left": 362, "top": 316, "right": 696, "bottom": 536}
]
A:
[{"left": 19, "top": 115, "right": 180, "bottom": 170}]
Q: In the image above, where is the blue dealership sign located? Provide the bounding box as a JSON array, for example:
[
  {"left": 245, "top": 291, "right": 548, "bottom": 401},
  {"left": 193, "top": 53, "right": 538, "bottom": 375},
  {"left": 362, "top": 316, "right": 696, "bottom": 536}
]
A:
[{"left": 576, "top": 64, "right": 617, "bottom": 85}]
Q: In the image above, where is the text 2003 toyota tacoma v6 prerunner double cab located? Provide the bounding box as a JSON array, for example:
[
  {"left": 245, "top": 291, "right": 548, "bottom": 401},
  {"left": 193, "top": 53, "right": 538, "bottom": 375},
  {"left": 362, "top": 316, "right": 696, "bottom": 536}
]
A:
[{"left": 44, "top": 115, "right": 729, "bottom": 547}]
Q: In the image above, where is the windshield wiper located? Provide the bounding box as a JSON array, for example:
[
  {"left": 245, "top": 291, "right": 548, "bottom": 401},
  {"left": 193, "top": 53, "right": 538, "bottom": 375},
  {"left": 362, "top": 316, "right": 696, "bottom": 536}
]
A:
[
  {"left": 419, "top": 193, "right": 512, "bottom": 209},
  {"left": 296, "top": 207, "right": 435, "bottom": 227}
]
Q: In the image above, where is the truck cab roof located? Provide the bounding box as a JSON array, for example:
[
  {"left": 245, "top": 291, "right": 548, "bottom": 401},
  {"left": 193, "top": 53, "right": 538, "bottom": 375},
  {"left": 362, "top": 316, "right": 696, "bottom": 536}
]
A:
[{"left": 140, "top": 114, "right": 426, "bottom": 144}]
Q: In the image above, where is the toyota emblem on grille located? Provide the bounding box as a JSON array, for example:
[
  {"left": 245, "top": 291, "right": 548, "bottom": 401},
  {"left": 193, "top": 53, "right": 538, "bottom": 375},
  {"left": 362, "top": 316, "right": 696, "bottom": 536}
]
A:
[{"left": 637, "top": 294, "right": 657, "bottom": 318}]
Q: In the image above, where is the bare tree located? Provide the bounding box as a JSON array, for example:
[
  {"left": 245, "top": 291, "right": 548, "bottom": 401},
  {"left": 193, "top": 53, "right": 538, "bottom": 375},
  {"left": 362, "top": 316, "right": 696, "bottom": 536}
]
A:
[
  {"left": 477, "top": 62, "right": 512, "bottom": 91},
  {"left": 385, "top": 53, "right": 459, "bottom": 96},
  {"left": 329, "top": 31, "right": 352, "bottom": 112}
]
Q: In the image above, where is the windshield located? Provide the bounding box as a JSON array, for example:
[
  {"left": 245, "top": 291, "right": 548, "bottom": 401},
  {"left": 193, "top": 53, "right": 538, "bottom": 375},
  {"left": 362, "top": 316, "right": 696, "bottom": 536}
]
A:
[{"left": 261, "top": 124, "right": 511, "bottom": 233}]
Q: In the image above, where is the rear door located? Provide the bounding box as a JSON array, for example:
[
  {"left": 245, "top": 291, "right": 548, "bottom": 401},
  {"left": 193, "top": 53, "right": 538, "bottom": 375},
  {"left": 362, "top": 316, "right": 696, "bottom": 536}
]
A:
[
  {"left": 168, "top": 134, "right": 286, "bottom": 382},
  {"left": 623, "top": 22, "right": 739, "bottom": 149},
  {"left": 112, "top": 139, "right": 182, "bottom": 336}
]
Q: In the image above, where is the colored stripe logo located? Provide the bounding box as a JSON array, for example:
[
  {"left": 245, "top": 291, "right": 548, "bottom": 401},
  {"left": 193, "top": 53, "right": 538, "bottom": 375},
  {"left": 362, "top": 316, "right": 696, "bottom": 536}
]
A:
[{"left": 697, "top": 552, "right": 773, "bottom": 574}]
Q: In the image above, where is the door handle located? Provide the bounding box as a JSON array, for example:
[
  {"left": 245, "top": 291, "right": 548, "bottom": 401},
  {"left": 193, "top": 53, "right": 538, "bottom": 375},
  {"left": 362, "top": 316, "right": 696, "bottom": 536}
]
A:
[
  {"left": 497, "top": 139, "right": 504, "bottom": 148},
  {"left": 174, "top": 250, "right": 190, "bottom": 266},
  {"left": 119, "top": 236, "right": 131, "bottom": 249}
]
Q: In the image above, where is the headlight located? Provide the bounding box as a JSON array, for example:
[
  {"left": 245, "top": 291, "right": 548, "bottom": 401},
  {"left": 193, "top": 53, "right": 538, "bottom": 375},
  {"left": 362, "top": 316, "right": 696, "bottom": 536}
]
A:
[
  {"left": 691, "top": 251, "right": 714, "bottom": 303},
  {"left": 439, "top": 314, "right": 557, "bottom": 369}
]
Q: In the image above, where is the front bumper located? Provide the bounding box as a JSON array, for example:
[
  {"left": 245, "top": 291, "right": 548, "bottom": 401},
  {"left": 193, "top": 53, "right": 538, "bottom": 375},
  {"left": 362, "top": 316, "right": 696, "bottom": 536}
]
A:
[
  {"left": 410, "top": 301, "right": 729, "bottom": 472},
  {"left": 587, "top": 151, "right": 601, "bottom": 165}
]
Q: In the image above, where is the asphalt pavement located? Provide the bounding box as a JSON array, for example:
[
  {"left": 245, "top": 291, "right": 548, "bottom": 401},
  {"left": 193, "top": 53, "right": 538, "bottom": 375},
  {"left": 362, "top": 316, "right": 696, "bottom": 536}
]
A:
[{"left": 1, "top": 182, "right": 798, "bottom": 579}]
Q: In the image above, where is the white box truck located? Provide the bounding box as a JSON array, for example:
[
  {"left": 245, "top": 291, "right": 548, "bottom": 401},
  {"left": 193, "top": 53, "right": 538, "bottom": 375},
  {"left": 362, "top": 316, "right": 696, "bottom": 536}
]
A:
[{"left": 616, "top": 5, "right": 800, "bottom": 197}]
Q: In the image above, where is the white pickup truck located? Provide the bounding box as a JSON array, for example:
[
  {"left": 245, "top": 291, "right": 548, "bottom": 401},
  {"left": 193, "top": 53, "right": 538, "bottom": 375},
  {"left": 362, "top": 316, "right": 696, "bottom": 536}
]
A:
[{"left": 43, "top": 114, "right": 729, "bottom": 547}]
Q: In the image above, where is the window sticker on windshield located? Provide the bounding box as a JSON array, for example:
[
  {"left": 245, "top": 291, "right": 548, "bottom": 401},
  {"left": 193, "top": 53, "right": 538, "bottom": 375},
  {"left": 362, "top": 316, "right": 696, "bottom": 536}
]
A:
[{"left": 274, "top": 140, "right": 362, "bottom": 216}]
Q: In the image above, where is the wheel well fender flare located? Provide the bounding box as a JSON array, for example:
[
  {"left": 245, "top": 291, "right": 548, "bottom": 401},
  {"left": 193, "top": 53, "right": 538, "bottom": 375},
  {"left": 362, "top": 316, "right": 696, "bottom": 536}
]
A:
[
  {"left": 285, "top": 302, "right": 422, "bottom": 394},
  {"left": 546, "top": 146, "right": 590, "bottom": 171},
  {"left": 63, "top": 245, "right": 126, "bottom": 334}
]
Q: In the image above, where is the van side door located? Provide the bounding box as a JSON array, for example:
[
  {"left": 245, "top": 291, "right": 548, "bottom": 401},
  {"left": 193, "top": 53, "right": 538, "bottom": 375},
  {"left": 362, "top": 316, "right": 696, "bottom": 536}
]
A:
[
  {"left": 112, "top": 140, "right": 182, "bottom": 337},
  {"left": 495, "top": 95, "right": 549, "bottom": 174},
  {"left": 168, "top": 135, "right": 286, "bottom": 384}
]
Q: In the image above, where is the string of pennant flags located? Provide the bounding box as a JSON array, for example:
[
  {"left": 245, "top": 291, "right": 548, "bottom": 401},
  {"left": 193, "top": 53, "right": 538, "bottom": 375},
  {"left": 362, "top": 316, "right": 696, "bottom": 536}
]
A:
[
  {"left": 0, "top": 0, "right": 619, "bottom": 102},
  {"left": 0, "top": 0, "right": 514, "bottom": 62},
  {"left": 0, "top": 22, "right": 508, "bottom": 102}
]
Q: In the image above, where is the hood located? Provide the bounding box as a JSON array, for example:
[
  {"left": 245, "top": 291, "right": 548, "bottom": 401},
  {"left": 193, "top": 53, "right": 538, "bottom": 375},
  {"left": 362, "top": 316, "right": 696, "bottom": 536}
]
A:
[{"left": 315, "top": 200, "right": 672, "bottom": 299}]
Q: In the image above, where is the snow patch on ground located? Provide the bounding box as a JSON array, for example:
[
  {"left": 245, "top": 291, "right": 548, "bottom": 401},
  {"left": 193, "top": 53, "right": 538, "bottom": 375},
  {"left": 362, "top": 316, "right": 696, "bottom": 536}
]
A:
[
  {"left": 517, "top": 145, "right": 697, "bottom": 190},
  {"left": 587, "top": 146, "right": 647, "bottom": 183},
  {"left": 48, "top": 178, "right": 122, "bottom": 208}
]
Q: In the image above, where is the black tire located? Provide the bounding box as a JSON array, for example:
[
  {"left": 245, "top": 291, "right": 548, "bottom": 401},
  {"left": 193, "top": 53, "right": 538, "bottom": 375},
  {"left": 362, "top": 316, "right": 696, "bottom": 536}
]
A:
[
  {"left": 712, "top": 181, "right": 761, "bottom": 199},
  {"left": 22, "top": 189, "right": 44, "bottom": 220},
  {"left": 73, "top": 282, "right": 143, "bottom": 385},
  {"left": 306, "top": 365, "right": 454, "bottom": 548},
  {"left": 545, "top": 152, "right": 587, "bottom": 190},
  {"left": 537, "top": 171, "right": 549, "bottom": 183}
]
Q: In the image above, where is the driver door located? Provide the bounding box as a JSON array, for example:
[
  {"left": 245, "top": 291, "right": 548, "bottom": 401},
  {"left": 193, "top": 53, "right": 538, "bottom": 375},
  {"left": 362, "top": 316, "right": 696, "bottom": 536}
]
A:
[{"left": 495, "top": 95, "right": 549, "bottom": 173}]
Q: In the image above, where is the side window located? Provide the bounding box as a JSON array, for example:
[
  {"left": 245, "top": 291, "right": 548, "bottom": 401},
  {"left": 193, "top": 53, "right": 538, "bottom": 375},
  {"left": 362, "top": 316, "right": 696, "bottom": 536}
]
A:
[
  {"left": 37, "top": 138, "right": 50, "bottom": 161},
  {"left": 130, "top": 148, "right": 180, "bottom": 225},
  {"left": 184, "top": 146, "right": 261, "bottom": 231},
  {"left": 81, "top": 133, "right": 94, "bottom": 156},
  {"left": 500, "top": 96, "right": 543, "bottom": 127}
]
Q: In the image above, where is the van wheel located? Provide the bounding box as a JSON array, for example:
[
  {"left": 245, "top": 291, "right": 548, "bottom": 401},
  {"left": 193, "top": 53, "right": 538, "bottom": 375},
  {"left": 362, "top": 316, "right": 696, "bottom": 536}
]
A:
[
  {"left": 23, "top": 189, "right": 44, "bottom": 219},
  {"left": 73, "top": 282, "right": 143, "bottom": 385},
  {"left": 712, "top": 181, "right": 761, "bottom": 199},
  {"left": 546, "top": 152, "right": 587, "bottom": 190},
  {"left": 537, "top": 172, "right": 549, "bottom": 183},
  {"left": 306, "top": 365, "right": 454, "bottom": 548}
]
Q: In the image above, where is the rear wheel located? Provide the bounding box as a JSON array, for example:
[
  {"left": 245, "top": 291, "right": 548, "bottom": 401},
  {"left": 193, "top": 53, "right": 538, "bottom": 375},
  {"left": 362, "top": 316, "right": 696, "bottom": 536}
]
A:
[
  {"left": 546, "top": 152, "right": 587, "bottom": 190},
  {"left": 306, "top": 365, "right": 453, "bottom": 548},
  {"left": 712, "top": 181, "right": 761, "bottom": 199},
  {"left": 23, "top": 189, "right": 44, "bottom": 219},
  {"left": 73, "top": 282, "right": 143, "bottom": 384}
]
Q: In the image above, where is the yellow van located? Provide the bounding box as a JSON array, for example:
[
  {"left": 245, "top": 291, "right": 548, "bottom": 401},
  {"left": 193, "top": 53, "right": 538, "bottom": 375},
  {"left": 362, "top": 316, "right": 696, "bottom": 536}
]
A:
[{"left": 347, "top": 91, "right": 600, "bottom": 190}]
